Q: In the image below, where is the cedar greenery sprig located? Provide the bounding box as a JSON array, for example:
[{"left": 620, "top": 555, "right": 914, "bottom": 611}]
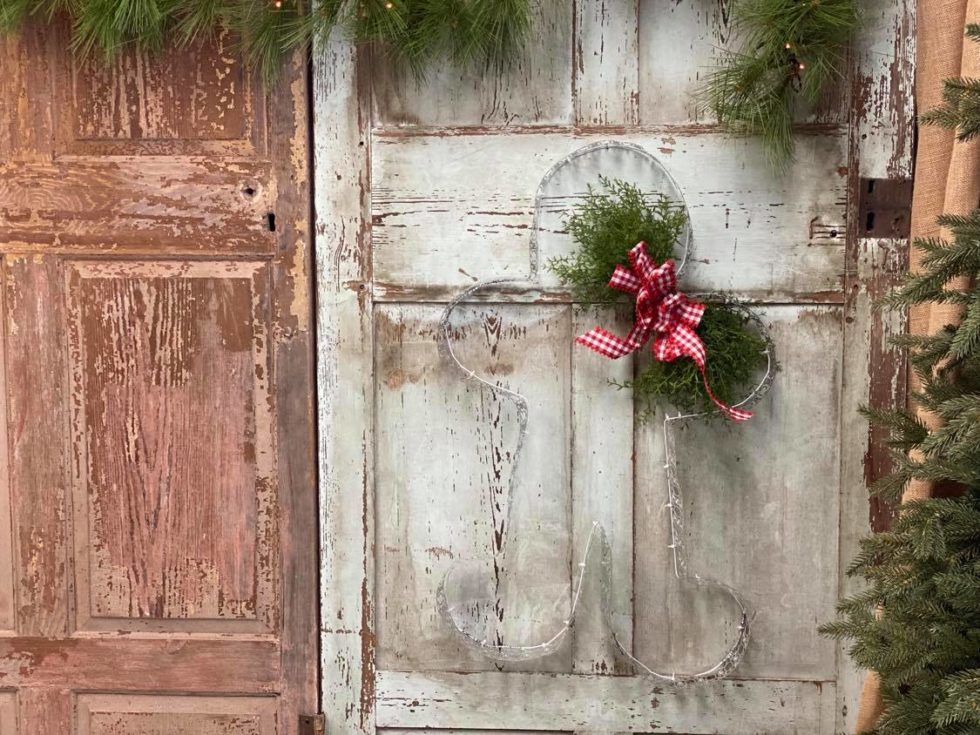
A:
[
  {"left": 548, "top": 177, "right": 769, "bottom": 417},
  {"left": 549, "top": 177, "right": 687, "bottom": 303},
  {"left": 0, "top": 0, "right": 532, "bottom": 80},
  {"left": 619, "top": 303, "right": 768, "bottom": 418},
  {"left": 696, "top": 0, "right": 859, "bottom": 169}
]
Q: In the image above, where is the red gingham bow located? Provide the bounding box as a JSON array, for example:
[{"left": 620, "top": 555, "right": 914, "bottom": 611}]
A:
[{"left": 575, "top": 242, "right": 752, "bottom": 421}]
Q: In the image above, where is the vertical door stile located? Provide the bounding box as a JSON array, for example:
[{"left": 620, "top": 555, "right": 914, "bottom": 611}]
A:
[
  {"left": 837, "top": 1, "right": 916, "bottom": 732},
  {"left": 314, "top": 26, "right": 376, "bottom": 735}
]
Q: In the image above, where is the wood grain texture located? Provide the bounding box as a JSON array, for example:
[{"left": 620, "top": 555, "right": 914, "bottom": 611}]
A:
[
  {"left": 0, "top": 25, "right": 315, "bottom": 732},
  {"left": 370, "top": 130, "right": 848, "bottom": 302},
  {"left": 372, "top": 1, "right": 573, "bottom": 129},
  {"left": 0, "top": 24, "right": 53, "bottom": 161},
  {"left": 76, "top": 694, "right": 277, "bottom": 735},
  {"left": 66, "top": 261, "right": 276, "bottom": 632},
  {"left": 0, "top": 260, "right": 16, "bottom": 633},
  {"left": 374, "top": 303, "right": 572, "bottom": 673},
  {"left": 64, "top": 30, "right": 261, "bottom": 155},
  {"left": 834, "top": 0, "right": 915, "bottom": 729},
  {"left": 574, "top": 0, "right": 639, "bottom": 126},
  {"left": 267, "top": 46, "right": 319, "bottom": 734},
  {"left": 313, "top": 24, "right": 376, "bottom": 735},
  {"left": 852, "top": 0, "right": 916, "bottom": 180},
  {"left": 0, "top": 159, "right": 276, "bottom": 254},
  {"left": 20, "top": 688, "right": 70, "bottom": 735},
  {"left": 636, "top": 0, "right": 847, "bottom": 126},
  {"left": 4, "top": 256, "right": 70, "bottom": 638},
  {"left": 634, "top": 306, "right": 842, "bottom": 681},
  {"left": 0, "top": 691, "right": 15, "bottom": 734},
  {"left": 376, "top": 670, "right": 836, "bottom": 733},
  {"left": 0, "top": 637, "right": 279, "bottom": 690},
  {"left": 571, "top": 305, "right": 633, "bottom": 675}
]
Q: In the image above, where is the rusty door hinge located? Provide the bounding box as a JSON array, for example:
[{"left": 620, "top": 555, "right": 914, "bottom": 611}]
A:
[
  {"left": 299, "top": 713, "right": 326, "bottom": 735},
  {"left": 858, "top": 178, "right": 913, "bottom": 238}
]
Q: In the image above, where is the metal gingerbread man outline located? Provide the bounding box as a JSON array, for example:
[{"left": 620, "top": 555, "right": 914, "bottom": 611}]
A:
[{"left": 435, "top": 141, "right": 775, "bottom": 682}]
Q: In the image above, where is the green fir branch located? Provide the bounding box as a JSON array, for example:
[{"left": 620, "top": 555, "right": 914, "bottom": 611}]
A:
[{"left": 826, "top": 28, "right": 980, "bottom": 731}]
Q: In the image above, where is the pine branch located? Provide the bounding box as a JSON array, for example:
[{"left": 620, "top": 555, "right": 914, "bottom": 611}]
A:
[
  {"left": 694, "top": 0, "right": 859, "bottom": 168},
  {"left": 2, "top": 0, "right": 533, "bottom": 80}
]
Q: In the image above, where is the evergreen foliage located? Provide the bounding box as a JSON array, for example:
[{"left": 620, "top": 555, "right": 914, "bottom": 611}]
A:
[
  {"left": 548, "top": 178, "right": 769, "bottom": 417},
  {"left": 822, "top": 28, "right": 980, "bottom": 732},
  {"left": 549, "top": 177, "right": 687, "bottom": 304},
  {"left": 920, "top": 25, "right": 980, "bottom": 143},
  {"left": 696, "top": 0, "right": 859, "bottom": 168},
  {"left": 619, "top": 302, "right": 768, "bottom": 418},
  {"left": 0, "top": 0, "right": 532, "bottom": 79},
  {"left": 820, "top": 494, "right": 980, "bottom": 734}
]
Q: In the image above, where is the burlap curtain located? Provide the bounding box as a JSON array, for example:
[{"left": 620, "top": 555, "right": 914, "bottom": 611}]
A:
[{"left": 853, "top": 0, "right": 980, "bottom": 731}]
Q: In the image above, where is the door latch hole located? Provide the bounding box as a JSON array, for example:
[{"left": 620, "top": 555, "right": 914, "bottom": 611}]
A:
[{"left": 266, "top": 212, "right": 277, "bottom": 232}]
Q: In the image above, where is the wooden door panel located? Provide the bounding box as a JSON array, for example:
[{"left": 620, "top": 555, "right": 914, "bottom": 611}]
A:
[
  {"left": 372, "top": 304, "right": 842, "bottom": 681},
  {"left": 317, "top": 1, "right": 913, "bottom": 733},
  {"left": 5, "top": 254, "right": 72, "bottom": 639},
  {"left": 76, "top": 694, "right": 277, "bottom": 735},
  {"left": 0, "top": 21, "right": 315, "bottom": 732},
  {"left": 371, "top": 2, "right": 573, "bottom": 128},
  {"left": 0, "top": 261, "right": 14, "bottom": 634},
  {"left": 67, "top": 260, "right": 276, "bottom": 633},
  {"left": 375, "top": 303, "right": 572, "bottom": 673},
  {"left": 374, "top": 671, "right": 836, "bottom": 732},
  {"left": 636, "top": 0, "right": 848, "bottom": 126},
  {"left": 57, "top": 28, "right": 265, "bottom": 156},
  {"left": 370, "top": 132, "right": 847, "bottom": 302},
  {"left": 634, "top": 306, "right": 842, "bottom": 681},
  {"left": 0, "top": 160, "right": 276, "bottom": 253}
]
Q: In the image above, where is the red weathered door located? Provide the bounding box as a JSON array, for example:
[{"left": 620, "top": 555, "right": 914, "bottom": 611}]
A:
[{"left": 0, "top": 22, "right": 317, "bottom": 733}]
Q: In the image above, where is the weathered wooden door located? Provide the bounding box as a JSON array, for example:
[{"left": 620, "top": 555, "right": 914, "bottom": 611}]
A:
[
  {"left": 0, "top": 23, "right": 317, "bottom": 733},
  {"left": 316, "top": 2, "right": 913, "bottom": 733}
]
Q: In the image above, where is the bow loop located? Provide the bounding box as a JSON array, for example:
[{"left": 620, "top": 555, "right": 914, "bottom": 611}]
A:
[{"left": 575, "top": 242, "right": 751, "bottom": 422}]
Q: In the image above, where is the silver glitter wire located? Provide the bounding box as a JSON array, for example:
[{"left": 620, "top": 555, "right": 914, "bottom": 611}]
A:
[{"left": 435, "top": 140, "right": 773, "bottom": 675}]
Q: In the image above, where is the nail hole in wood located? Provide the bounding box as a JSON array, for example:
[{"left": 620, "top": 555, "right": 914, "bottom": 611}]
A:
[{"left": 242, "top": 184, "right": 257, "bottom": 198}]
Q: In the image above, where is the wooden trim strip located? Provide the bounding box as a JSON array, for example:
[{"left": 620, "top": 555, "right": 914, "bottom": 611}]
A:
[
  {"left": 376, "top": 671, "right": 836, "bottom": 733},
  {"left": 0, "top": 637, "right": 279, "bottom": 690}
]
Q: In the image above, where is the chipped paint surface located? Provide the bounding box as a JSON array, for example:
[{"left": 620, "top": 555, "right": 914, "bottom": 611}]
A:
[
  {"left": 316, "top": 2, "right": 913, "bottom": 734},
  {"left": 0, "top": 24, "right": 316, "bottom": 731},
  {"left": 65, "top": 261, "right": 277, "bottom": 632},
  {"left": 77, "top": 694, "right": 277, "bottom": 735}
]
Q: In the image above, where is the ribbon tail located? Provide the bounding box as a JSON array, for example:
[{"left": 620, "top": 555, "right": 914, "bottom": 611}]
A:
[{"left": 699, "top": 367, "right": 752, "bottom": 422}]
